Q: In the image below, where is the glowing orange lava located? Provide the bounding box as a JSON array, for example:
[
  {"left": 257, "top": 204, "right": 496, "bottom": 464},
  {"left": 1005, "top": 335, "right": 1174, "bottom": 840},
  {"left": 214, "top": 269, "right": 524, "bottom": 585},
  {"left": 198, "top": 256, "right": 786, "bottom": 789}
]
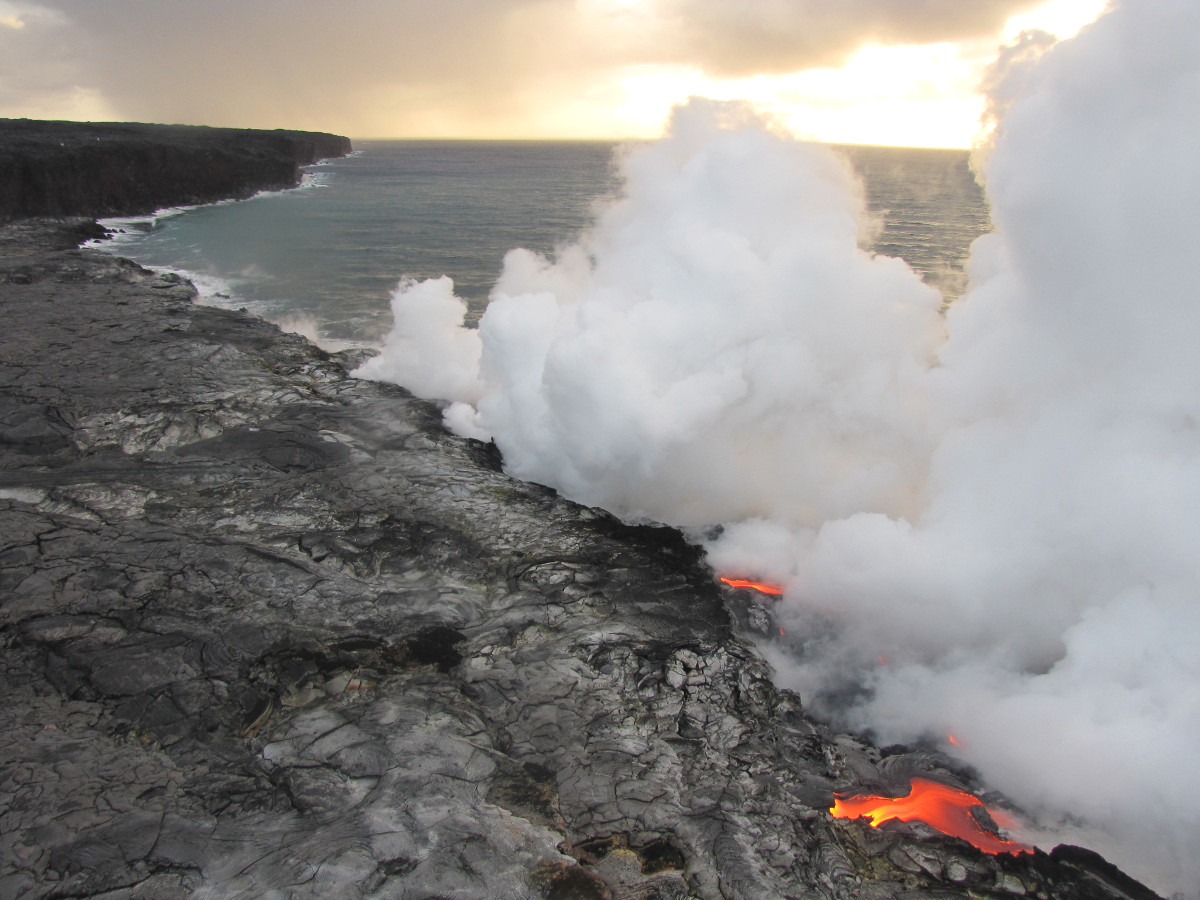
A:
[
  {"left": 719, "top": 577, "right": 784, "bottom": 595},
  {"left": 830, "top": 777, "right": 1032, "bottom": 856}
]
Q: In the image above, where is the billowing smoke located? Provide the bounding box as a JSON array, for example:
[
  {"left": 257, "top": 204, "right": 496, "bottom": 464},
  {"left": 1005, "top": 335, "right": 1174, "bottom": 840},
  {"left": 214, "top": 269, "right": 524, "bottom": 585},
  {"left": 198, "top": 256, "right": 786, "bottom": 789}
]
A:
[
  {"left": 359, "top": 100, "right": 946, "bottom": 530},
  {"left": 353, "top": 277, "right": 486, "bottom": 404},
  {"left": 356, "top": 0, "right": 1200, "bottom": 894}
]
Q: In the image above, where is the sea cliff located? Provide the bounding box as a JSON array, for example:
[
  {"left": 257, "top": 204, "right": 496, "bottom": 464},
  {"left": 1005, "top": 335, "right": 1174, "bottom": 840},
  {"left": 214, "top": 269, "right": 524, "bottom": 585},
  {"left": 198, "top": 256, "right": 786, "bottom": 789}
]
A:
[
  {"left": 0, "top": 124, "right": 1162, "bottom": 900},
  {"left": 0, "top": 119, "right": 352, "bottom": 222}
]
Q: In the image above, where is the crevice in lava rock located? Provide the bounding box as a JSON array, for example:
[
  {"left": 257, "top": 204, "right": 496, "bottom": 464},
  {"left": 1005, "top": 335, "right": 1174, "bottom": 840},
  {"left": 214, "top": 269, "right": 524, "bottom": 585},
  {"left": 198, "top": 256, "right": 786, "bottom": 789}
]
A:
[
  {"left": 242, "top": 627, "right": 468, "bottom": 719},
  {"left": 400, "top": 625, "right": 467, "bottom": 673},
  {"left": 531, "top": 860, "right": 613, "bottom": 900},
  {"left": 486, "top": 761, "right": 565, "bottom": 831}
]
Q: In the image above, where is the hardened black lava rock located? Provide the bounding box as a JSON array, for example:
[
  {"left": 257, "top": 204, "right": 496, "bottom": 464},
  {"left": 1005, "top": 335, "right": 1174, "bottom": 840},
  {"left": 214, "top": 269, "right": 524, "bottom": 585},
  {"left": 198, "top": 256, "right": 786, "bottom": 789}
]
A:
[
  {"left": 0, "top": 119, "right": 351, "bottom": 222},
  {"left": 0, "top": 215, "right": 1163, "bottom": 899}
]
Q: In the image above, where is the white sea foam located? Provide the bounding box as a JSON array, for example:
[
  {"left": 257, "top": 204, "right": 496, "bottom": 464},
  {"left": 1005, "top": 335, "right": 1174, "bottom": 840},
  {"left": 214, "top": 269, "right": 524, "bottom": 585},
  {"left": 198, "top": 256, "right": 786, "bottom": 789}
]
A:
[
  {"left": 358, "top": 0, "right": 1200, "bottom": 893},
  {"left": 89, "top": 239, "right": 357, "bottom": 352},
  {"left": 86, "top": 206, "right": 194, "bottom": 250},
  {"left": 249, "top": 167, "right": 331, "bottom": 200},
  {"left": 86, "top": 180, "right": 370, "bottom": 352},
  {"left": 137, "top": 265, "right": 364, "bottom": 352},
  {"left": 89, "top": 166, "right": 328, "bottom": 253}
]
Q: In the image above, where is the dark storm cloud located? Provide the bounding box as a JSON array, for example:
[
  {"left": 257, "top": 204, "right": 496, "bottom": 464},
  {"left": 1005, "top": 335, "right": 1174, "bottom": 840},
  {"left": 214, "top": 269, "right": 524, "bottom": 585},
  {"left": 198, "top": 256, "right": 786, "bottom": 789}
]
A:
[{"left": 5, "top": 0, "right": 561, "bottom": 130}]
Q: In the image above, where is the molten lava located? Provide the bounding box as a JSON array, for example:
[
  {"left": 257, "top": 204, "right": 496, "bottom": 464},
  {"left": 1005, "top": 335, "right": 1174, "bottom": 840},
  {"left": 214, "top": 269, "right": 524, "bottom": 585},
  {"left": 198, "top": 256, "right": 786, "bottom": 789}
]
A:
[
  {"left": 719, "top": 576, "right": 784, "bottom": 595},
  {"left": 830, "top": 777, "right": 1032, "bottom": 856}
]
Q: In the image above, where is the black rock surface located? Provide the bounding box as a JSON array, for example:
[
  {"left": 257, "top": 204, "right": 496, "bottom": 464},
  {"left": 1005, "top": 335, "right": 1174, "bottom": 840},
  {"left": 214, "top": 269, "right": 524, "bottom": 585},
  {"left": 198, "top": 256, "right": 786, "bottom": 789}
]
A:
[
  {"left": 0, "top": 139, "right": 1164, "bottom": 898},
  {"left": 0, "top": 119, "right": 351, "bottom": 222}
]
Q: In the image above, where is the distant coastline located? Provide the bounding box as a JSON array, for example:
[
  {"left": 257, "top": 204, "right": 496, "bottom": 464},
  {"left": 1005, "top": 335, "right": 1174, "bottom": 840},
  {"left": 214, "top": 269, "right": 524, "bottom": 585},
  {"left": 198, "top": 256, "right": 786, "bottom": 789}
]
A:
[{"left": 0, "top": 119, "right": 351, "bottom": 223}]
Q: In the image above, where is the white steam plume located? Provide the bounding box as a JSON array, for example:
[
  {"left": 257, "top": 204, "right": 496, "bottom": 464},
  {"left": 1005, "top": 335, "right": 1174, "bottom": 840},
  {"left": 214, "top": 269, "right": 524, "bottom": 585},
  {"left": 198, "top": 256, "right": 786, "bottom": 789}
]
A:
[
  {"left": 357, "top": 0, "right": 1200, "bottom": 894},
  {"left": 352, "top": 276, "right": 485, "bottom": 404},
  {"left": 778, "top": 1, "right": 1200, "bottom": 891},
  {"left": 465, "top": 100, "right": 944, "bottom": 531}
]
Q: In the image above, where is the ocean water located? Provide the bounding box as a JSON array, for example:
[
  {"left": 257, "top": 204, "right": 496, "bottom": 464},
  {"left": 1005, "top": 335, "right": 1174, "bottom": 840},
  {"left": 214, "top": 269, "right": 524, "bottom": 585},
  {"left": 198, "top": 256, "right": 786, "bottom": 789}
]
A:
[
  {"left": 841, "top": 144, "right": 991, "bottom": 301},
  {"left": 93, "top": 140, "right": 989, "bottom": 349}
]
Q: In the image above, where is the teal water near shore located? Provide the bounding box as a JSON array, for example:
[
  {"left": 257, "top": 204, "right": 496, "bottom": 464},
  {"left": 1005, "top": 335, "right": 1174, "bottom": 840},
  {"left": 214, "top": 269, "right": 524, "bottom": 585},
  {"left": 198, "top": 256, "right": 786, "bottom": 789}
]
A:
[{"left": 94, "top": 140, "right": 989, "bottom": 350}]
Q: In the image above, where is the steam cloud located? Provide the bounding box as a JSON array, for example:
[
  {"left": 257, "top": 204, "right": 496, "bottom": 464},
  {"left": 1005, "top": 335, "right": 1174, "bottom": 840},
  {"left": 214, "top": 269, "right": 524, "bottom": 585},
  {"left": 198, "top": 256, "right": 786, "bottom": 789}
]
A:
[{"left": 356, "top": 0, "right": 1200, "bottom": 894}]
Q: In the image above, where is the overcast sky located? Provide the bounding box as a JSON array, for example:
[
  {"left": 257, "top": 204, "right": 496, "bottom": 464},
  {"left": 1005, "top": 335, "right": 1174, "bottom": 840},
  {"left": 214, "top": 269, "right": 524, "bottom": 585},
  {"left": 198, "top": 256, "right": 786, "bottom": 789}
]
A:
[{"left": 0, "top": 0, "right": 1105, "bottom": 146}]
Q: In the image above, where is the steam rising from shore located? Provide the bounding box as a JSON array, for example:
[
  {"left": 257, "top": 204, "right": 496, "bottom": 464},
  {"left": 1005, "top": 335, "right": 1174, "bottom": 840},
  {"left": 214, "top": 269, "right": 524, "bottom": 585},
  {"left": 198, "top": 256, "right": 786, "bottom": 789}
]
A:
[{"left": 356, "top": 0, "right": 1200, "bottom": 893}]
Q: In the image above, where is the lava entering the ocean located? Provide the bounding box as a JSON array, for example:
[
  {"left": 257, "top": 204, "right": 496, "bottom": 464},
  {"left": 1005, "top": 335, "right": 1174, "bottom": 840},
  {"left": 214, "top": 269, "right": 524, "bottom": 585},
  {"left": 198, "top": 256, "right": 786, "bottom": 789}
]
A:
[
  {"left": 718, "top": 576, "right": 784, "bottom": 595},
  {"left": 830, "top": 777, "right": 1032, "bottom": 856}
]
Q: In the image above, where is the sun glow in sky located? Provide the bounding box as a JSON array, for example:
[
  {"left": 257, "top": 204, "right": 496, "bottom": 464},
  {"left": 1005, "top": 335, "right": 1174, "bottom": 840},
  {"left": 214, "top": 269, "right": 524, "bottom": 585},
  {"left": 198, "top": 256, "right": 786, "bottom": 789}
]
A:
[
  {"left": 1003, "top": 0, "right": 1108, "bottom": 39},
  {"left": 605, "top": 0, "right": 1108, "bottom": 147},
  {"left": 0, "top": 0, "right": 1109, "bottom": 147},
  {"left": 610, "top": 43, "right": 985, "bottom": 148}
]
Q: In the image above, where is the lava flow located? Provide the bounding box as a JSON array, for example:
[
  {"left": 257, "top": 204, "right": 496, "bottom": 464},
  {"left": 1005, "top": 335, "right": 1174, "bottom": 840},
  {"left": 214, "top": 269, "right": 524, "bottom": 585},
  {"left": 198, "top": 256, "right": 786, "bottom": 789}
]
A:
[
  {"left": 718, "top": 576, "right": 784, "bottom": 595},
  {"left": 830, "top": 777, "right": 1033, "bottom": 856}
]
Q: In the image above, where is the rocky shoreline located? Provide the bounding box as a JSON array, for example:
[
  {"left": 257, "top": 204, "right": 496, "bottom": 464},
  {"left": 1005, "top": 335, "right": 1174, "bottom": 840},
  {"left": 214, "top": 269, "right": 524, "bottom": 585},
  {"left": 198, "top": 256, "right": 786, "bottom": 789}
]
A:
[{"left": 0, "top": 127, "right": 1162, "bottom": 899}]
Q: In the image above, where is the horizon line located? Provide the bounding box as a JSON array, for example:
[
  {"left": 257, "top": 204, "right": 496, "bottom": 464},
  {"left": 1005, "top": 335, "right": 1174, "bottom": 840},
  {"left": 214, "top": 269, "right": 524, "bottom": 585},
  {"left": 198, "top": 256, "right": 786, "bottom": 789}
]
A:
[
  {"left": 349, "top": 135, "right": 975, "bottom": 151},
  {"left": 0, "top": 115, "right": 975, "bottom": 152}
]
